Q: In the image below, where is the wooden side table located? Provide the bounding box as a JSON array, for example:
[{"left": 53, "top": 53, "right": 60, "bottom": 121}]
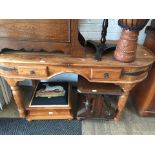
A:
[
  {"left": 131, "top": 20, "right": 155, "bottom": 116},
  {"left": 0, "top": 45, "right": 154, "bottom": 121}
]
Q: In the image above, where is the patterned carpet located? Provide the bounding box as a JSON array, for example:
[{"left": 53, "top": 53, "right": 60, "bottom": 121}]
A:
[{"left": 0, "top": 118, "right": 81, "bottom": 135}]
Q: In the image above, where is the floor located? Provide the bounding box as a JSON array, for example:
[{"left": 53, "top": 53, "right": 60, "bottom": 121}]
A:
[{"left": 0, "top": 86, "right": 155, "bottom": 135}]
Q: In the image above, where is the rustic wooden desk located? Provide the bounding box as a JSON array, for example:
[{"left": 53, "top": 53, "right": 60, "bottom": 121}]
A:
[{"left": 0, "top": 45, "right": 154, "bottom": 121}]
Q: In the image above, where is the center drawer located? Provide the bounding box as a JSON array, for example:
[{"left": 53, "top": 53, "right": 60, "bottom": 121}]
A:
[
  {"left": 27, "top": 82, "right": 73, "bottom": 121},
  {"left": 17, "top": 66, "right": 48, "bottom": 77}
]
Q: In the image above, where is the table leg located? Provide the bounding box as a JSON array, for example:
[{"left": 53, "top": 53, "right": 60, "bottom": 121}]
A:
[
  {"left": 5, "top": 78, "right": 26, "bottom": 118},
  {"left": 115, "top": 83, "right": 136, "bottom": 121},
  {"left": 115, "top": 91, "right": 129, "bottom": 121},
  {"left": 32, "top": 80, "right": 39, "bottom": 89},
  {"left": 32, "top": 80, "right": 36, "bottom": 89}
]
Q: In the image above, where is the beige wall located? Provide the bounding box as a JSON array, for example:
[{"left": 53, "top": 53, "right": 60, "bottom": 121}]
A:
[{"left": 79, "top": 19, "right": 151, "bottom": 44}]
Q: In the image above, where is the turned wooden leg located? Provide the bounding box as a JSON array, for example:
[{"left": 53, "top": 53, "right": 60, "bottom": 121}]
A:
[
  {"left": 5, "top": 78, "right": 26, "bottom": 118},
  {"left": 32, "top": 80, "right": 39, "bottom": 89},
  {"left": 32, "top": 80, "right": 36, "bottom": 89},
  {"left": 115, "top": 91, "right": 129, "bottom": 121},
  {"left": 115, "top": 83, "right": 136, "bottom": 121}
]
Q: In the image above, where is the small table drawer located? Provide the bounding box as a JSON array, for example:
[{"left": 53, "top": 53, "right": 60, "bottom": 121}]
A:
[
  {"left": 17, "top": 66, "right": 48, "bottom": 77},
  {"left": 91, "top": 68, "right": 122, "bottom": 80}
]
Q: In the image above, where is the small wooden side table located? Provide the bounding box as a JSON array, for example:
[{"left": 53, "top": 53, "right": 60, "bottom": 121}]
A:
[{"left": 0, "top": 46, "right": 154, "bottom": 121}]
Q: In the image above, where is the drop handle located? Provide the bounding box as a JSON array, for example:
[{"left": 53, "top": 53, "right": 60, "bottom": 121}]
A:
[
  {"left": 104, "top": 73, "right": 109, "bottom": 79},
  {"left": 30, "top": 70, "right": 36, "bottom": 75},
  {"left": 49, "top": 112, "right": 54, "bottom": 115}
]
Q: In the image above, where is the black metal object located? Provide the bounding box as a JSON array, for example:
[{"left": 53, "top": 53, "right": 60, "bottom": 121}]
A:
[
  {"left": 78, "top": 31, "right": 86, "bottom": 46},
  {"left": 123, "top": 70, "right": 147, "bottom": 76},
  {"left": 118, "top": 19, "right": 149, "bottom": 32},
  {"left": 87, "top": 19, "right": 116, "bottom": 61},
  {"left": 0, "top": 66, "right": 17, "bottom": 71}
]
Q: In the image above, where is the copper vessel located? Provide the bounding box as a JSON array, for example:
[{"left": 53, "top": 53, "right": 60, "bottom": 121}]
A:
[{"left": 114, "top": 19, "right": 149, "bottom": 62}]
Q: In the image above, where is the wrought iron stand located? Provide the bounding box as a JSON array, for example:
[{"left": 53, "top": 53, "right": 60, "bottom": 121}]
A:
[{"left": 87, "top": 19, "right": 116, "bottom": 61}]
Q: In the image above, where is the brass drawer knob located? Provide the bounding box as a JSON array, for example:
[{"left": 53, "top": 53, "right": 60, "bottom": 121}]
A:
[
  {"left": 104, "top": 73, "right": 109, "bottom": 79},
  {"left": 30, "top": 70, "right": 36, "bottom": 75}
]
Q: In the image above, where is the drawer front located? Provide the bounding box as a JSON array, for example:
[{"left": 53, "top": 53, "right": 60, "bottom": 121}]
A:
[
  {"left": 17, "top": 66, "right": 48, "bottom": 77},
  {"left": 29, "top": 108, "right": 71, "bottom": 116},
  {"left": 91, "top": 68, "right": 122, "bottom": 80}
]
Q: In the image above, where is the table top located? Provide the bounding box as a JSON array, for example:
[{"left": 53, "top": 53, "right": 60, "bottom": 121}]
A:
[{"left": 0, "top": 45, "right": 154, "bottom": 68}]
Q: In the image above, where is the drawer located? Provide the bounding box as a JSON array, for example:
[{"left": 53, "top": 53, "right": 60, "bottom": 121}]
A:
[
  {"left": 28, "top": 108, "right": 71, "bottom": 116},
  {"left": 27, "top": 108, "right": 73, "bottom": 120},
  {"left": 91, "top": 68, "right": 122, "bottom": 80},
  {"left": 27, "top": 82, "right": 73, "bottom": 120},
  {"left": 17, "top": 66, "right": 48, "bottom": 77}
]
